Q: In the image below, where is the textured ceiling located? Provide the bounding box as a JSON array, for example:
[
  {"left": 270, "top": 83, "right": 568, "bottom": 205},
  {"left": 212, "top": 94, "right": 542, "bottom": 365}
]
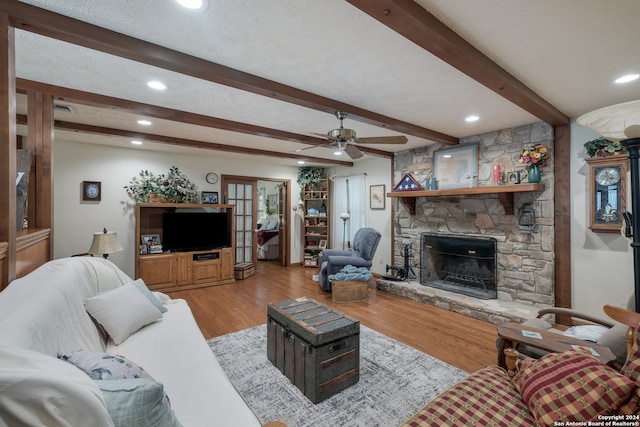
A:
[{"left": 11, "top": 0, "right": 640, "bottom": 165}]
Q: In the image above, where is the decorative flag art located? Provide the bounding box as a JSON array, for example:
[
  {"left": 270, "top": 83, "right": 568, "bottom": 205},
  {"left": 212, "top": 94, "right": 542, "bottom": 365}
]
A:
[{"left": 393, "top": 173, "right": 424, "bottom": 192}]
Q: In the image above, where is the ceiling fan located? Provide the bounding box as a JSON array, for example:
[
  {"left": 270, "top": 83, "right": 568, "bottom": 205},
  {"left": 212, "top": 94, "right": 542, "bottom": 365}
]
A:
[{"left": 309, "top": 111, "right": 408, "bottom": 159}]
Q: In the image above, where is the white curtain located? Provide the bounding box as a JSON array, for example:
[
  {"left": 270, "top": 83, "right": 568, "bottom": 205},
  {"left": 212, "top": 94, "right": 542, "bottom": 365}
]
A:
[{"left": 331, "top": 175, "right": 366, "bottom": 250}]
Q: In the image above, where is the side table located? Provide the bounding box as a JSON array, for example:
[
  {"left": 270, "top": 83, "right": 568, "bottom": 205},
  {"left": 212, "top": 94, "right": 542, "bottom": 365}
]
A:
[{"left": 496, "top": 322, "right": 617, "bottom": 369}]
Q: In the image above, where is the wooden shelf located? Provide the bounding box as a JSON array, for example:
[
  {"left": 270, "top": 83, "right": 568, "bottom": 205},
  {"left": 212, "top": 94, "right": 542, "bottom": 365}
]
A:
[{"left": 387, "top": 183, "right": 545, "bottom": 215}]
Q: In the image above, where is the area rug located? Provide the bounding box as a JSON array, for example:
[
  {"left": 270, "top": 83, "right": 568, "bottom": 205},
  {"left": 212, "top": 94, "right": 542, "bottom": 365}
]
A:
[{"left": 208, "top": 324, "right": 467, "bottom": 427}]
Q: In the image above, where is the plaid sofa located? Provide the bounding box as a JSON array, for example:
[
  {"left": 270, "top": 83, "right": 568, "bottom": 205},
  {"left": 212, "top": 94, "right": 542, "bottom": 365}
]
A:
[{"left": 401, "top": 341, "right": 640, "bottom": 426}]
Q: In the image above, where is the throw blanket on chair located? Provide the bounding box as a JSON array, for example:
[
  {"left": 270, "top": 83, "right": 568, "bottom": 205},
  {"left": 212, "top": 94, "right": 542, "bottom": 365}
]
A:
[{"left": 328, "top": 265, "right": 372, "bottom": 282}]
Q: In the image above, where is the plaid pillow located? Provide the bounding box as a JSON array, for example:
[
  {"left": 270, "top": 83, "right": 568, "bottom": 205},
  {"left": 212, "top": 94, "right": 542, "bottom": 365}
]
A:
[
  {"left": 622, "top": 327, "right": 640, "bottom": 383},
  {"left": 512, "top": 348, "right": 636, "bottom": 425}
]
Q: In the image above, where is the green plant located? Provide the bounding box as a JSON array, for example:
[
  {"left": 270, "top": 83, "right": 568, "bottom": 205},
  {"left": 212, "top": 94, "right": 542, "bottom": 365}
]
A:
[
  {"left": 125, "top": 166, "right": 199, "bottom": 203},
  {"left": 583, "top": 137, "right": 624, "bottom": 157},
  {"left": 297, "top": 167, "right": 324, "bottom": 198}
]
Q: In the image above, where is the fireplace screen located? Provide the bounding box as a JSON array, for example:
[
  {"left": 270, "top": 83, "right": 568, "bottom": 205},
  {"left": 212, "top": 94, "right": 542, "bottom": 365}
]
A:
[{"left": 420, "top": 233, "right": 497, "bottom": 299}]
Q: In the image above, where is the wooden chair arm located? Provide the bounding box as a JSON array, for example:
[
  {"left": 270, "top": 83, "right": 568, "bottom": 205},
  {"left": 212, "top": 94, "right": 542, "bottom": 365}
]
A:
[
  {"left": 537, "top": 307, "right": 615, "bottom": 328},
  {"left": 604, "top": 305, "right": 640, "bottom": 357},
  {"left": 504, "top": 347, "right": 520, "bottom": 378}
]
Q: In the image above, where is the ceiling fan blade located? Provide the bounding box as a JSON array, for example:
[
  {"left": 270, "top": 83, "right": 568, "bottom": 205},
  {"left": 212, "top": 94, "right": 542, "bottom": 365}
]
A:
[
  {"left": 294, "top": 143, "right": 332, "bottom": 152},
  {"left": 310, "top": 132, "right": 329, "bottom": 138},
  {"left": 344, "top": 144, "right": 364, "bottom": 159},
  {"left": 356, "top": 135, "right": 408, "bottom": 144}
]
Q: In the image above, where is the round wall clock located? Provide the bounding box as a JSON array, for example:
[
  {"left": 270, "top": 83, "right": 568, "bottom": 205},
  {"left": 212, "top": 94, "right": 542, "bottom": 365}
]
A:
[
  {"left": 82, "top": 181, "right": 101, "bottom": 201},
  {"left": 206, "top": 172, "right": 219, "bottom": 184}
]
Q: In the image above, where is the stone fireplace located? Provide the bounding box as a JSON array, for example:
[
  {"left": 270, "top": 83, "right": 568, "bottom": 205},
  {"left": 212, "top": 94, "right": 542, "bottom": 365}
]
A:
[
  {"left": 421, "top": 233, "right": 497, "bottom": 299},
  {"left": 378, "top": 122, "right": 556, "bottom": 324}
]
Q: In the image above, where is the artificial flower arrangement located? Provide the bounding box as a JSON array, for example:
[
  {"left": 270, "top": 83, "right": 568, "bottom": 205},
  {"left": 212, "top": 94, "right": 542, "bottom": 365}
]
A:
[
  {"left": 518, "top": 143, "right": 550, "bottom": 168},
  {"left": 125, "top": 166, "right": 199, "bottom": 203}
]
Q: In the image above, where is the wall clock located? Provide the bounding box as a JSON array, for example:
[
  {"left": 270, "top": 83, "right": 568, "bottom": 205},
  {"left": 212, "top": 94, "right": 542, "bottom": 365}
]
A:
[
  {"left": 585, "top": 155, "right": 628, "bottom": 233},
  {"left": 206, "top": 172, "right": 219, "bottom": 184},
  {"left": 82, "top": 181, "right": 101, "bottom": 202}
]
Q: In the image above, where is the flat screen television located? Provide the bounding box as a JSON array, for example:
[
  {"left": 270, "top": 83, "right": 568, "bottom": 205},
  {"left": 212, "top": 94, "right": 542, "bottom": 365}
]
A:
[{"left": 162, "top": 211, "right": 232, "bottom": 252}]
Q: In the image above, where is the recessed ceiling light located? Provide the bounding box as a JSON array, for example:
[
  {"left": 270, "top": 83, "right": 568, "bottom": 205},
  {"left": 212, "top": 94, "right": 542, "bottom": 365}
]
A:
[
  {"left": 175, "top": 0, "right": 208, "bottom": 10},
  {"left": 137, "top": 119, "right": 152, "bottom": 126},
  {"left": 334, "top": 150, "right": 342, "bottom": 156},
  {"left": 614, "top": 74, "right": 639, "bottom": 84},
  {"left": 297, "top": 160, "right": 305, "bottom": 165},
  {"left": 131, "top": 140, "right": 143, "bottom": 145},
  {"left": 147, "top": 80, "right": 167, "bottom": 90},
  {"left": 465, "top": 115, "right": 479, "bottom": 122}
]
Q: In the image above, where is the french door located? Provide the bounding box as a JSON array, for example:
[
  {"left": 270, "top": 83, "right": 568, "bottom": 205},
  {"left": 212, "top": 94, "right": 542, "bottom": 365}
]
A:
[
  {"left": 222, "top": 175, "right": 290, "bottom": 267},
  {"left": 224, "top": 178, "right": 256, "bottom": 264}
]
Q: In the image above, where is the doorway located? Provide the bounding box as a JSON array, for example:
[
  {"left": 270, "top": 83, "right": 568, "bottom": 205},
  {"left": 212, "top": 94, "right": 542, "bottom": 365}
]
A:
[{"left": 222, "top": 175, "right": 290, "bottom": 267}]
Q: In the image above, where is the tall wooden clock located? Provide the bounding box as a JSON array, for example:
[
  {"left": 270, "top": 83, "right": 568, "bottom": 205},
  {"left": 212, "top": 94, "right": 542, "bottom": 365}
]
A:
[{"left": 585, "top": 154, "right": 628, "bottom": 233}]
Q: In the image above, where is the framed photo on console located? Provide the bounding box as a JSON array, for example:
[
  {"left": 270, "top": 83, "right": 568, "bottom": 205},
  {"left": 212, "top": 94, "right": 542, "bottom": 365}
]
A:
[
  {"left": 141, "top": 234, "right": 163, "bottom": 253},
  {"left": 202, "top": 191, "right": 219, "bottom": 204}
]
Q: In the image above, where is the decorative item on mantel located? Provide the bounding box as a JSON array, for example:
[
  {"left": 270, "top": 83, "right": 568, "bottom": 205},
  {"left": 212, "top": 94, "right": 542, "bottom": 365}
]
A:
[
  {"left": 518, "top": 143, "right": 550, "bottom": 183},
  {"left": 393, "top": 173, "right": 425, "bottom": 192},
  {"left": 124, "top": 166, "right": 199, "bottom": 203}
]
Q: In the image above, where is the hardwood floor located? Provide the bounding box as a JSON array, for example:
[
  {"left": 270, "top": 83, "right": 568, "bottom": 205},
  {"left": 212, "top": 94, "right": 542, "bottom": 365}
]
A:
[{"left": 168, "top": 260, "right": 498, "bottom": 373}]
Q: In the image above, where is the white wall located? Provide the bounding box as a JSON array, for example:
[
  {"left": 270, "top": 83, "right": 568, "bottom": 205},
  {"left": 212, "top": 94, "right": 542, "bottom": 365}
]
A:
[
  {"left": 53, "top": 140, "right": 301, "bottom": 277},
  {"left": 571, "top": 122, "right": 634, "bottom": 314}
]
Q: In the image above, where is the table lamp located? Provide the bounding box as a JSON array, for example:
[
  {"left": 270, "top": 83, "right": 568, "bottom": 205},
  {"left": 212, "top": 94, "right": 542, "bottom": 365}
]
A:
[{"left": 88, "top": 228, "right": 124, "bottom": 259}]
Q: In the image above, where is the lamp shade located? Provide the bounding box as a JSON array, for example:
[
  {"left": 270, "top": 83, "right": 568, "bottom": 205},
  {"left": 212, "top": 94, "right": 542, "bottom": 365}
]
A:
[{"left": 88, "top": 230, "right": 123, "bottom": 258}]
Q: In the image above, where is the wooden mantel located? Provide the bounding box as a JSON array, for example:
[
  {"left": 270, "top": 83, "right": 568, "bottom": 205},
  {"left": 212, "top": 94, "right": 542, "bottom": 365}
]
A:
[{"left": 387, "top": 183, "right": 545, "bottom": 215}]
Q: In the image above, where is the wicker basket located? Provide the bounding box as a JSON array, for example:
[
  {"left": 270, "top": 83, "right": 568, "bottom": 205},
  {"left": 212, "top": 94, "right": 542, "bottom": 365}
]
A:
[{"left": 148, "top": 192, "right": 171, "bottom": 203}]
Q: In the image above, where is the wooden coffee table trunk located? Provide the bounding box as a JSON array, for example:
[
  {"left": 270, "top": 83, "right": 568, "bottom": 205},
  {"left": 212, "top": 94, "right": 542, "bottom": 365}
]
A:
[{"left": 267, "top": 297, "right": 360, "bottom": 403}]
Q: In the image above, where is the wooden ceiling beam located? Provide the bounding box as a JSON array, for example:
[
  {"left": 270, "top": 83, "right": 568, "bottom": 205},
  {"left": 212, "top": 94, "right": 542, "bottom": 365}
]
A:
[
  {"left": 15, "top": 114, "right": 355, "bottom": 166},
  {"left": 17, "top": 78, "right": 391, "bottom": 159},
  {"left": 2, "top": 1, "right": 457, "bottom": 145},
  {"left": 346, "top": 0, "right": 570, "bottom": 127}
]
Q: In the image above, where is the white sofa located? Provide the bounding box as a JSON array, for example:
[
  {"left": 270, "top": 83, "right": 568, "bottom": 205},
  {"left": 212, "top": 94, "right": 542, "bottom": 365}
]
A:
[{"left": 0, "top": 257, "right": 261, "bottom": 427}]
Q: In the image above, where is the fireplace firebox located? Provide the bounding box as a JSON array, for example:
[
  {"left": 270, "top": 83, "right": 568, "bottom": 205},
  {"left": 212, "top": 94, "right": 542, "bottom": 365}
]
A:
[{"left": 420, "top": 233, "right": 497, "bottom": 299}]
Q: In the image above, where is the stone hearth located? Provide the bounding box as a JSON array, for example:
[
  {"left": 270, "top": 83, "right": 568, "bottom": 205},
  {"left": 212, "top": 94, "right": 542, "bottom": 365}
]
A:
[{"left": 377, "top": 279, "right": 539, "bottom": 324}]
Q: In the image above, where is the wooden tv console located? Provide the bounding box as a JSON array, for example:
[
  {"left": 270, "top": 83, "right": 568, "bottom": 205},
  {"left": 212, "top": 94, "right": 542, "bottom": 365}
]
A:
[{"left": 135, "top": 203, "right": 236, "bottom": 292}]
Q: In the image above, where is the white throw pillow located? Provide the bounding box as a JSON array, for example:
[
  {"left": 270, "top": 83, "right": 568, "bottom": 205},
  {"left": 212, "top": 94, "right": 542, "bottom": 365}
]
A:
[{"left": 85, "top": 284, "right": 162, "bottom": 345}]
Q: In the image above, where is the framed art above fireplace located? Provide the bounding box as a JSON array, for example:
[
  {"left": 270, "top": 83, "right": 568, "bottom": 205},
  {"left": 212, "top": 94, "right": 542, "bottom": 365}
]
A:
[{"left": 433, "top": 143, "right": 478, "bottom": 189}]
